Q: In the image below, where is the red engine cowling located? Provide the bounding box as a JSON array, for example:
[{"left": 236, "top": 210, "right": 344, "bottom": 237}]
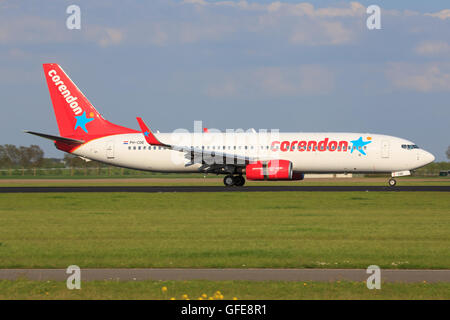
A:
[{"left": 246, "top": 160, "right": 303, "bottom": 180}]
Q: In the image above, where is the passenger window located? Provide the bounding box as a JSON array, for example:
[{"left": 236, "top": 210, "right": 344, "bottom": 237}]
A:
[{"left": 133, "top": 146, "right": 136, "bottom": 150}]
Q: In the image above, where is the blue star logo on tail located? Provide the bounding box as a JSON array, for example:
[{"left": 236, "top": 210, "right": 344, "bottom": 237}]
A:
[
  {"left": 74, "top": 112, "right": 94, "bottom": 133},
  {"left": 144, "top": 131, "right": 149, "bottom": 137},
  {"left": 350, "top": 137, "right": 372, "bottom": 155}
]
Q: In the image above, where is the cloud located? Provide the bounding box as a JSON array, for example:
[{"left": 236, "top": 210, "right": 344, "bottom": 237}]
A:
[
  {"left": 385, "top": 62, "right": 450, "bottom": 92},
  {"left": 425, "top": 9, "right": 450, "bottom": 20},
  {"left": 0, "top": 16, "right": 65, "bottom": 44},
  {"left": 85, "top": 27, "right": 124, "bottom": 47},
  {"left": 184, "top": 0, "right": 366, "bottom": 17},
  {"left": 0, "top": 1, "right": 447, "bottom": 50},
  {"left": 0, "top": 15, "right": 124, "bottom": 47},
  {"left": 178, "top": 1, "right": 366, "bottom": 46},
  {"left": 290, "top": 20, "right": 355, "bottom": 46},
  {"left": 205, "top": 80, "right": 237, "bottom": 97},
  {"left": 205, "top": 65, "right": 335, "bottom": 97},
  {"left": 415, "top": 41, "right": 450, "bottom": 56}
]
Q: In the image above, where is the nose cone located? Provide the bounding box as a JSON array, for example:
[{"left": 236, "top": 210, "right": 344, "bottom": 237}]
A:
[{"left": 423, "top": 150, "right": 435, "bottom": 165}]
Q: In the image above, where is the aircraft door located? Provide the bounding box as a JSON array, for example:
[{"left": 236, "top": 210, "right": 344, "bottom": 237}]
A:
[
  {"left": 381, "top": 140, "right": 389, "bottom": 158},
  {"left": 106, "top": 140, "right": 115, "bottom": 159}
]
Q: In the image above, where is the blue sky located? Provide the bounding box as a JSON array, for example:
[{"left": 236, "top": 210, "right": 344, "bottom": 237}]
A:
[{"left": 0, "top": 0, "right": 449, "bottom": 160}]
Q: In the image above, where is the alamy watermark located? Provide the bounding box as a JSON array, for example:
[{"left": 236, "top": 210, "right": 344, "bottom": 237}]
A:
[
  {"left": 366, "top": 5, "right": 381, "bottom": 30},
  {"left": 66, "top": 5, "right": 81, "bottom": 30},
  {"left": 66, "top": 265, "right": 81, "bottom": 290},
  {"left": 366, "top": 265, "right": 381, "bottom": 289}
]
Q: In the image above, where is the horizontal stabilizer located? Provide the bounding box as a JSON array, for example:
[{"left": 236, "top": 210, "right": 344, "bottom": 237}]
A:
[{"left": 24, "top": 131, "right": 84, "bottom": 144}]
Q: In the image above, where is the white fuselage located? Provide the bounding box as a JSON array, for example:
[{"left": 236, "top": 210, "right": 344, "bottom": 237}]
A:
[{"left": 71, "top": 132, "right": 435, "bottom": 174}]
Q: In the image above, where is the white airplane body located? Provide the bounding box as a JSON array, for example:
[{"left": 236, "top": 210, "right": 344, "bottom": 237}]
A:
[{"left": 27, "top": 64, "right": 435, "bottom": 186}]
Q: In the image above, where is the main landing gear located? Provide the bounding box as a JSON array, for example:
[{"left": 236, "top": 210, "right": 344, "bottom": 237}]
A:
[
  {"left": 388, "top": 178, "right": 397, "bottom": 187},
  {"left": 223, "top": 174, "right": 246, "bottom": 187}
]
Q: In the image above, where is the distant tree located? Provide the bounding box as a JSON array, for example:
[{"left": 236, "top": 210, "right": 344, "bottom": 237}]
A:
[
  {"left": 0, "top": 144, "right": 44, "bottom": 168},
  {"left": 0, "top": 145, "right": 6, "bottom": 168},
  {"left": 27, "top": 145, "right": 44, "bottom": 167},
  {"left": 447, "top": 146, "right": 450, "bottom": 160},
  {"left": 42, "top": 158, "right": 65, "bottom": 168},
  {"left": 1, "top": 145, "right": 21, "bottom": 167},
  {"left": 17, "top": 145, "right": 44, "bottom": 168},
  {"left": 63, "top": 153, "right": 85, "bottom": 168}
]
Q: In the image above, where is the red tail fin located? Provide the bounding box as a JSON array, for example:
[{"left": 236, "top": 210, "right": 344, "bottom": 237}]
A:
[{"left": 43, "top": 63, "right": 138, "bottom": 140}]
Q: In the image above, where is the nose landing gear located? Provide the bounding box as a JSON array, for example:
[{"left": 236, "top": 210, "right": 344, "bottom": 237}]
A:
[{"left": 388, "top": 178, "right": 397, "bottom": 187}]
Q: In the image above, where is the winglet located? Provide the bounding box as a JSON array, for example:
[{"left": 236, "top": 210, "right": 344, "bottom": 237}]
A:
[{"left": 136, "top": 117, "right": 168, "bottom": 146}]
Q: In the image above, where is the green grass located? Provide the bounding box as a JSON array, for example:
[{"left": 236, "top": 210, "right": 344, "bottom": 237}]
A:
[
  {"left": 0, "top": 172, "right": 213, "bottom": 180},
  {"left": 0, "top": 192, "right": 449, "bottom": 269},
  {"left": 0, "top": 279, "right": 448, "bottom": 300},
  {"left": 0, "top": 176, "right": 449, "bottom": 187}
]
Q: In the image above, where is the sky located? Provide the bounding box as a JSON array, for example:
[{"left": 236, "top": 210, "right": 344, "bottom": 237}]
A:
[{"left": 0, "top": 0, "right": 449, "bottom": 160}]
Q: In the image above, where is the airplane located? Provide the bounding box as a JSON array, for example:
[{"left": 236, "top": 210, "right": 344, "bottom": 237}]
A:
[{"left": 26, "top": 63, "right": 435, "bottom": 187}]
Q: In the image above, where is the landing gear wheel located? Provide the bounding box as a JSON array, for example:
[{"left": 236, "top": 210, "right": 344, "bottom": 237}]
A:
[
  {"left": 223, "top": 175, "right": 235, "bottom": 186},
  {"left": 388, "top": 178, "right": 397, "bottom": 187},
  {"left": 234, "top": 175, "right": 246, "bottom": 187}
]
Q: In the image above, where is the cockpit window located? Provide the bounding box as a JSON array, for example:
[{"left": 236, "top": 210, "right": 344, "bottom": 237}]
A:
[{"left": 401, "top": 144, "right": 419, "bottom": 150}]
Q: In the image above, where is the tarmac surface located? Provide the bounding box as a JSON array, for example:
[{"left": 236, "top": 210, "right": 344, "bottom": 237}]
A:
[
  {"left": 0, "top": 185, "right": 449, "bottom": 193},
  {"left": 1, "top": 268, "right": 449, "bottom": 283}
]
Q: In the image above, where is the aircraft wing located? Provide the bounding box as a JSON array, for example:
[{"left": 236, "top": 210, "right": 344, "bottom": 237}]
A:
[{"left": 136, "top": 117, "right": 257, "bottom": 169}]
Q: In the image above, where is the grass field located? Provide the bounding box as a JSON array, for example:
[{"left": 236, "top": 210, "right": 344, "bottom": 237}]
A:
[
  {"left": 0, "top": 191, "right": 449, "bottom": 269},
  {"left": 0, "top": 176, "right": 449, "bottom": 187},
  {"left": 1, "top": 279, "right": 449, "bottom": 300}
]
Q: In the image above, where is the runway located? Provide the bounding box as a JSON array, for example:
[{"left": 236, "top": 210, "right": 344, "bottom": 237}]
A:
[
  {"left": 0, "top": 268, "right": 449, "bottom": 283},
  {"left": 0, "top": 185, "right": 449, "bottom": 193}
]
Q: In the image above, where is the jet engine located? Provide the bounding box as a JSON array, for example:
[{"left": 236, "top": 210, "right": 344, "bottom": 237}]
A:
[{"left": 246, "top": 160, "right": 304, "bottom": 180}]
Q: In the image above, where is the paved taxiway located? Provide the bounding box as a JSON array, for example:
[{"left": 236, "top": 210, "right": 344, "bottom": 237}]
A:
[
  {"left": 0, "top": 186, "right": 449, "bottom": 193},
  {"left": 0, "top": 268, "right": 449, "bottom": 283}
]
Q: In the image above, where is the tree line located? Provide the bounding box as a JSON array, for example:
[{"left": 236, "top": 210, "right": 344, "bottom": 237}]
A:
[
  {"left": 0, "top": 144, "right": 105, "bottom": 169},
  {"left": 0, "top": 144, "right": 44, "bottom": 168}
]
